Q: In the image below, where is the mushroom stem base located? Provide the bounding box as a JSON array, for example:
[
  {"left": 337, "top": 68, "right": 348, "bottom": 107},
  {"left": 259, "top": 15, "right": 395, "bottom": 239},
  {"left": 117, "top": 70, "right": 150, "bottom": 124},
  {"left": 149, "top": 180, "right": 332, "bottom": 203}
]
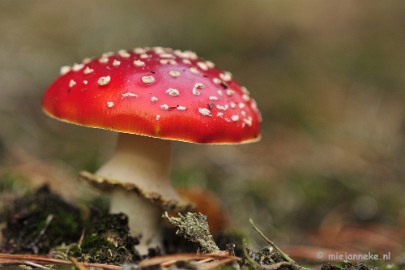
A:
[{"left": 110, "top": 188, "right": 162, "bottom": 254}]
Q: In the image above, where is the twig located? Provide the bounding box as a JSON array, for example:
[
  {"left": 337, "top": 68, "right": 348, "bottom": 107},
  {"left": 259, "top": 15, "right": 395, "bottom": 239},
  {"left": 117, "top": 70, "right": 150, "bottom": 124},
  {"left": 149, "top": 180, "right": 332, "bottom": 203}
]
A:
[
  {"left": 70, "top": 257, "right": 88, "bottom": 270},
  {"left": 242, "top": 239, "right": 261, "bottom": 269},
  {"left": 262, "top": 261, "right": 302, "bottom": 270},
  {"left": 28, "top": 214, "right": 54, "bottom": 250},
  {"left": 23, "top": 261, "right": 53, "bottom": 270},
  {"left": 199, "top": 257, "right": 238, "bottom": 270},
  {"left": 160, "top": 259, "right": 179, "bottom": 267},
  {"left": 249, "top": 218, "right": 295, "bottom": 263},
  {"left": 78, "top": 228, "right": 86, "bottom": 248}
]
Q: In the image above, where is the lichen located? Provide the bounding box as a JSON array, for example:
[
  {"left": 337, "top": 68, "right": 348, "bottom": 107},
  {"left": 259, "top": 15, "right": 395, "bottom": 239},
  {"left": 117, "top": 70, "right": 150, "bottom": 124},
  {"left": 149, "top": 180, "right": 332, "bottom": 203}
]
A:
[{"left": 162, "top": 211, "right": 220, "bottom": 253}]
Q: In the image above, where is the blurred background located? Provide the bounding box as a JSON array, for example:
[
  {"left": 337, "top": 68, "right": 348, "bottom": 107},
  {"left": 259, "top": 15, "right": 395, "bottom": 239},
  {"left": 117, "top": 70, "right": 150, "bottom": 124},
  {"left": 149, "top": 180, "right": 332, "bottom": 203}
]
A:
[{"left": 1, "top": 0, "right": 404, "bottom": 261}]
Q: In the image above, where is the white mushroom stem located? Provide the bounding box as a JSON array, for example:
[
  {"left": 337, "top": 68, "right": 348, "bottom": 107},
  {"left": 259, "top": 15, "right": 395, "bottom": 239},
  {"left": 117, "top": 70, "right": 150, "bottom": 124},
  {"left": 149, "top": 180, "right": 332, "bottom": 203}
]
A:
[{"left": 95, "top": 133, "right": 181, "bottom": 254}]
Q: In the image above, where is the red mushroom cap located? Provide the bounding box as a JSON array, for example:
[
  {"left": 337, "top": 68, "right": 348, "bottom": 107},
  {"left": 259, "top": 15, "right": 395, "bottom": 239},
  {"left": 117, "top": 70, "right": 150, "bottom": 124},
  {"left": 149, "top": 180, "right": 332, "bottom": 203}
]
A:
[{"left": 42, "top": 47, "right": 261, "bottom": 144}]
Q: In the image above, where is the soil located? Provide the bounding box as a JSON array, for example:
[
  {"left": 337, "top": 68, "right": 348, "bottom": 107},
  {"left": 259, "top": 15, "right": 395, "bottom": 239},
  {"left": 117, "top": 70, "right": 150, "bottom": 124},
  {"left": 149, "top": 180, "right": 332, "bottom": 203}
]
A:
[
  {"left": 0, "top": 186, "right": 397, "bottom": 270},
  {"left": 0, "top": 185, "right": 83, "bottom": 254},
  {"left": 0, "top": 185, "right": 239, "bottom": 265}
]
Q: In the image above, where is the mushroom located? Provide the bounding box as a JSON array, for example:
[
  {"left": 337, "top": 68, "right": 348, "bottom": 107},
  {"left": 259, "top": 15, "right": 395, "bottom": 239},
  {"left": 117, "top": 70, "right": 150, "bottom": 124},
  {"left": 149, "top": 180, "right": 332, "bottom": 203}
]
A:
[{"left": 42, "top": 47, "right": 262, "bottom": 253}]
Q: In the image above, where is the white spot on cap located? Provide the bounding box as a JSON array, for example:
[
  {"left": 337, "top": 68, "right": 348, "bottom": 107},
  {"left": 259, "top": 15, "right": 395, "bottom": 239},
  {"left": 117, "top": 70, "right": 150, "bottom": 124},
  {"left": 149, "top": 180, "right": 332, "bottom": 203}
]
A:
[
  {"left": 177, "top": 105, "right": 187, "bottom": 111},
  {"left": 166, "top": 88, "right": 180, "bottom": 97},
  {"left": 169, "top": 70, "right": 181, "bottom": 77},
  {"left": 206, "top": 61, "right": 215, "bottom": 69},
  {"left": 244, "top": 117, "right": 253, "bottom": 126},
  {"left": 195, "top": 83, "right": 205, "bottom": 89},
  {"left": 239, "top": 103, "right": 246, "bottom": 109},
  {"left": 182, "top": 59, "right": 192, "bottom": 65},
  {"left": 60, "top": 66, "right": 71, "bottom": 75},
  {"left": 220, "top": 71, "right": 232, "bottom": 82},
  {"left": 174, "top": 50, "right": 187, "bottom": 58},
  {"left": 107, "top": 101, "right": 114, "bottom": 108},
  {"left": 84, "top": 67, "right": 94, "bottom": 74},
  {"left": 122, "top": 92, "right": 137, "bottom": 98},
  {"left": 160, "top": 53, "right": 175, "bottom": 58},
  {"left": 160, "top": 104, "right": 169, "bottom": 110},
  {"left": 190, "top": 67, "right": 199, "bottom": 74},
  {"left": 142, "top": 75, "right": 155, "bottom": 84},
  {"left": 112, "top": 60, "right": 121, "bottom": 67},
  {"left": 242, "top": 94, "right": 250, "bottom": 101},
  {"left": 197, "top": 62, "right": 208, "bottom": 70},
  {"left": 98, "top": 76, "right": 111, "bottom": 86},
  {"left": 175, "top": 50, "right": 197, "bottom": 59},
  {"left": 102, "top": 52, "right": 114, "bottom": 57},
  {"left": 192, "top": 83, "right": 204, "bottom": 96},
  {"left": 69, "top": 79, "right": 76, "bottom": 88},
  {"left": 169, "top": 59, "right": 177, "bottom": 65},
  {"left": 118, "top": 49, "right": 130, "bottom": 58},
  {"left": 156, "top": 114, "right": 161, "bottom": 120},
  {"left": 217, "top": 112, "right": 224, "bottom": 117},
  {"left": 160, "top": 59, "right": 169, "bottom": 65},
  {"left": 83, "top": 80, "right": 88, "bottom": 85},
  {"left": 134, "top": 48, "right": 146, "bottom": 54},
  {"left": 251, "top": 99, "right": 258, "bottom": 110},
  {"left": 199, "top": 108, "right": 212, "bottom": 116},
  {"left": 217, "top": 90, "right": 223, "bottom": 96},
  {"left": 151, "top": 96, "right": 158, "bottom": 102},
  {"left": 230, "top": 102, "right": 236, "bottom": 109},
  {"left": 185, "top": 51, "right": 197, "bottom": 60},
  {"left": 216, "top": 104, "right": 228, "bottom": 111},
  {"left": 72, "top": 63, "right": 84, "bottom": 72},
  {"left": 241, "top": 86, "right": 250, "bottom": 95},
  {"left": 133, "top": 60, "right": 145, "bottom": 67},
  {"left": 231, "top": 115, "right": 240, "bottom": 122},
  {"left": 209, "top": 96, "right": 219, "bottom": 101},
  {"left": 153, "top": 47, "right": 165, "bottom": 54},
  {"left": 99, "top": 56, "right": 109, "bottom": 64},
  {"left": 213, "top": 78, "right": 221, "bottom": 84},
  {"left": 226, "top": 89, "right": 235, "bottom": 96},
  {"left": 140, "top": 53, "right": 149, "bottom": 59},
  {"left": 82, "top": 58, "right": 92, "bottom": 64}
]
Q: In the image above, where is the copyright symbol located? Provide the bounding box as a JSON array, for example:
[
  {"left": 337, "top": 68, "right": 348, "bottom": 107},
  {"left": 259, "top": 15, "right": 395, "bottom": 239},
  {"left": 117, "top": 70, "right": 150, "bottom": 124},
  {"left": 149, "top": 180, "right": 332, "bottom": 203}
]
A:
[{"left": 316, "top": 251, "right": 324, "bottom": 259}]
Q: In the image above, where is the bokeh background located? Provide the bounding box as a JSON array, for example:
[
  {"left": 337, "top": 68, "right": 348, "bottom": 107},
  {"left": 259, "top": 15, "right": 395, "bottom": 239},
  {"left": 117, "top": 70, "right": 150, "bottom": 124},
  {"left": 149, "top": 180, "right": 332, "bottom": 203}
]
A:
[{"left": 1, "top": 0, "right": 404, "bottom": 261}]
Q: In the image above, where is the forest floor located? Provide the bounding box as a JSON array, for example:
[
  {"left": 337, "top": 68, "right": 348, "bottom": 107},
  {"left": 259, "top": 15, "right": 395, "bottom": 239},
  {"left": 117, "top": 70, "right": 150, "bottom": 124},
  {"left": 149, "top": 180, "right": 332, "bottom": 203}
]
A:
[{"left": 1, "top": 181, "right": 403, "bottom": 269}]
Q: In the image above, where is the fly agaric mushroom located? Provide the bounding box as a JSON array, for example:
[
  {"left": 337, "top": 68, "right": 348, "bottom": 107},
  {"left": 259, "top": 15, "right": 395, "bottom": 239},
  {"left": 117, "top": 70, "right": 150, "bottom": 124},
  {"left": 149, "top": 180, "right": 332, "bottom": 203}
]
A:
[{"left": 42, "top": 47, "right": 261, "bottom": 253}]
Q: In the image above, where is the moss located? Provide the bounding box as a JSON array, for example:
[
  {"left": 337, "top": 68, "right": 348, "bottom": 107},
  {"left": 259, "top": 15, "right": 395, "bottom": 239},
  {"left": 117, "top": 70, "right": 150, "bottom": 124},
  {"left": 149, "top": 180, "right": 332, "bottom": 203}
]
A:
[
  {"left": 1, "top": 185, "right": 83, "bottom": 254},
  {"left": 1, "top": 185, "right": 152, "bottom": 265},
  {"left": 67, "top": 213, "right": 142, "bottom": 265}
]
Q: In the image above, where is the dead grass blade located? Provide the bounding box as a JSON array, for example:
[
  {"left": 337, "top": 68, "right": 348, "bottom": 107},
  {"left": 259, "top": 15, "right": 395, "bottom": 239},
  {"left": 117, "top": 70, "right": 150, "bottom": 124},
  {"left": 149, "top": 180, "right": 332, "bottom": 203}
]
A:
[
  {"left": 0, "top": 253, "right": 120, "bottom": 270},
  {"left": 138, "top": 252, "right": 239, "bottom": 268}
]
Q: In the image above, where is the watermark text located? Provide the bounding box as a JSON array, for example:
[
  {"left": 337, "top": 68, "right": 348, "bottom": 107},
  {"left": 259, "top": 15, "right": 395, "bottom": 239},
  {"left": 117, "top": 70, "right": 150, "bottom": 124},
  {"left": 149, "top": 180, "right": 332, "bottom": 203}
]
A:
[{"left": 316, "top": 251, "right": 391, "bottom": 261}]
